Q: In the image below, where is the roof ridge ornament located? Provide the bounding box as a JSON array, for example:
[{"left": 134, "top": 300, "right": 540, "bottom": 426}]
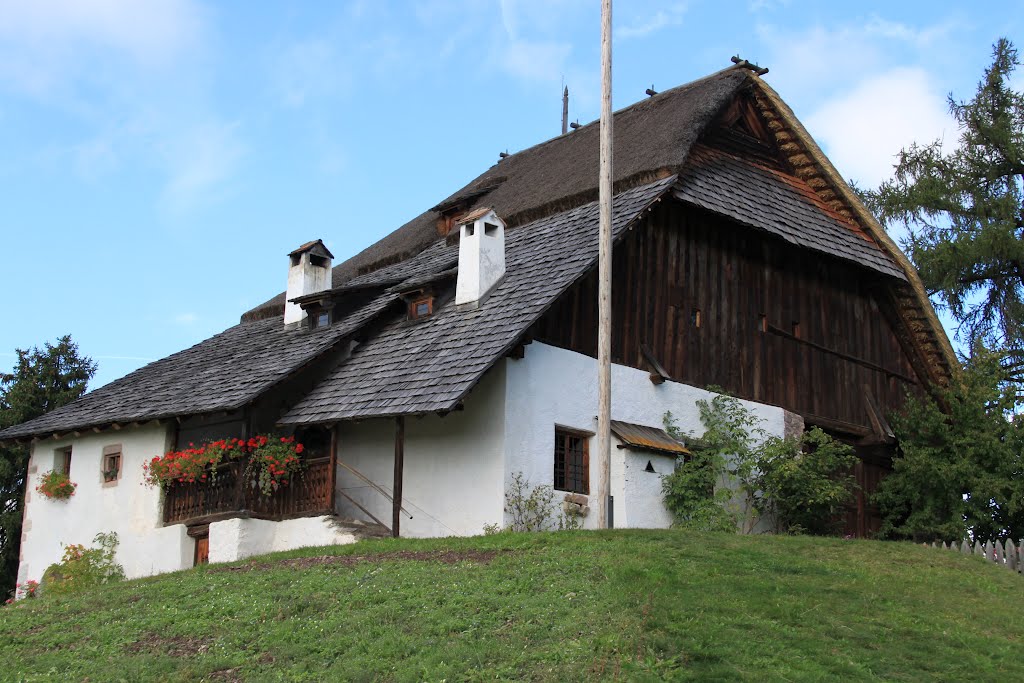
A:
[{"left": 730, "top": 55, "right": 769, "bottom": 76}]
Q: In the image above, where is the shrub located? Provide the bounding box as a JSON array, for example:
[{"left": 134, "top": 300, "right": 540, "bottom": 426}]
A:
[
  {"left": 41, "top": 532, "right": 125, "bottom": 596},
  {"left": 662, "top": 395, "right": 858, "bottom": 535},
  {"left": 504, "top": 472, "right": 583, "bottom": 532},
  {"left": 755, "top": 429, "right": 858, "bottom": 535},
  {"left": 35, "top": 470, "right": 76, "bottom": 500},
  {"left": 662, "top": 396, "right": 764, "bottom": 533}
]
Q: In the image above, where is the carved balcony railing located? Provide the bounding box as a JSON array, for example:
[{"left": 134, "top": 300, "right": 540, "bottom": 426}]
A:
[{"left": 163, "top": 456, "right": 333, "bottom": 525}]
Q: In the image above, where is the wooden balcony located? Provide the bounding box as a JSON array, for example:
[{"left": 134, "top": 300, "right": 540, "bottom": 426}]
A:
[{"left": 163, "top": 456, "right": 333, "bottom": 526}]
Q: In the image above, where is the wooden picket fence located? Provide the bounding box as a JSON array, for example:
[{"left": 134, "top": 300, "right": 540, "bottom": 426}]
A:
[{"left": 925, "top": 539, "right": 1023, "bottom": 574}]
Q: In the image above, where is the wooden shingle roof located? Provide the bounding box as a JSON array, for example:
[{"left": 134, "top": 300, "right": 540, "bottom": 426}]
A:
[
  {"left": 0, "top": 64, "right": 957, "bottom": 440},
  {"left": 278, "top": 178, "right": 675, "bottom": 423}
]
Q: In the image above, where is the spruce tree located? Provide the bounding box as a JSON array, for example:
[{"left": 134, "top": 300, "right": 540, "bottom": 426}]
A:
[{"left": 0, "top": 336, "right": 96, "bottom": 597}]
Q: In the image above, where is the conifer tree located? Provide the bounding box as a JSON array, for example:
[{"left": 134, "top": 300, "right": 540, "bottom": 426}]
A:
[
  {"left": 866, "top": 38, "right": 1024, "bottom": 381},
  {"left": 0, "top": 336, "right": 95, "bottom": 597}
]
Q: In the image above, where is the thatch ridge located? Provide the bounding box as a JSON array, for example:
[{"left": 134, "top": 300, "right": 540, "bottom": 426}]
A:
[{"left": 241, "top": 67, "right": 752, "bottom": 323}]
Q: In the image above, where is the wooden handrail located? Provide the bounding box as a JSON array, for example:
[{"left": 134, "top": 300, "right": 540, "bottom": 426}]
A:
[{"left": 336, "top": 460, "right": 413, "bottom": 519}]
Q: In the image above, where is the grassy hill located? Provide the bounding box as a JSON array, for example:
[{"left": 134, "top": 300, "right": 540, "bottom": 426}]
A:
[{"left": 1, "top": 530, "right": 1022, "bottom": 682}]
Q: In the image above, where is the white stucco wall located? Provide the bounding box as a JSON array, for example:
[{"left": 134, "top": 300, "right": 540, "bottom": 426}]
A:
[
  {"left": 503, "top": 342, "right": 788, "bottom": 531},
  {"left": 18, "top": 424, "right": 193, "bottom": 586},
  {"left": 334, "top": 363, "right": 507, "bottom": 537},
  {"left": 208, "top": 516, "right": 358, "bottom": 563}
]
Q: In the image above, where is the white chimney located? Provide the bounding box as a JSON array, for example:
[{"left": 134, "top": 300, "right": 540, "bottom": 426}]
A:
[
  {"left": 455, "top": 208, "right": 506, "bottom": 307},
  {"left": 284, "top": 239, "right": 334, "bottom": 325}
]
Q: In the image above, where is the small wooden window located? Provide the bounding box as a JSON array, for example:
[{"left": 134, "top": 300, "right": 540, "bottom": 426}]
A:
[
  {"left": 759, "top": 314, "right": 767, "bottom": 333},
  {"left": 315, "top": 311, "right": 330, "bottom": 328},
  {"left": 55, "top": 447, "right": 72, "bottom": 476},
  {"left": 554, "top": 428, "right": 589, "bottom": 494},
  {"left": 408, "top": 296, "right": 434, "bottom": 320},
  {"left": 691, "top": 308, "right": 702, "bottom": 328},
  {"left": 102, "top": 444, "right": 122, "bottom": 483},
  {"left": 792, "top": 321, "right": 801, "bottom": 338}
]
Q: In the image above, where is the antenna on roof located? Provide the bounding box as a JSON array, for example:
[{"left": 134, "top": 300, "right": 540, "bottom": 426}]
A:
[
  {"left": 645, "top": 85, "right": 657, "bottom": 97},
  {"left": 730, "top": 54, "right": 769, "bottom": 76},
  {"left": 569, "top": 119, "right": 581, "bottom": 130},
  {"left": 561, "top": 85, "right": 569, "bottom": 135}
]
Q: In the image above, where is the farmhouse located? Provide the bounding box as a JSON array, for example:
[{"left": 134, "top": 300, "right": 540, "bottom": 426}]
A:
[{"left": 0, "top": 63, "right": 955, "bottom": 583}]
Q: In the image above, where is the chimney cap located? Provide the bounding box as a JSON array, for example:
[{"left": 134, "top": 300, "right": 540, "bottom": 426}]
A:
[
  {"left": 289, "top": 239, "right": 334, "bottom": 260},
  {"left": 459, "top": 207, "right": 502, "bottom": 228}
]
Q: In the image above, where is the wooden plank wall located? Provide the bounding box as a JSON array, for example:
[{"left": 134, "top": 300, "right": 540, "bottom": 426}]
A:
[{"left": 533, "top": 200, "right": 922, "bottom": 434}]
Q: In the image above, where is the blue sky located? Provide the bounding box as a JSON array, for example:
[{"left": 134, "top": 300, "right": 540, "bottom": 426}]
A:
[{"left": 1, "top": 0, "right": 1020, "bottom": 390}]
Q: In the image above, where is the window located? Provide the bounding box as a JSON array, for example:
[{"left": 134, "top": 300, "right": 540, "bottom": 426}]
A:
[
  {"left": 408, "top": 296, "right": 434, "bottom": 320},
  {"left": 315, "top": 311, "right": 330, "bottom": 328},
  {"left": 553, "top": 428, "right": 589, "bottom": 494},
  {"left": 102, "top": 444, "right": 122, "bottom": 484},
  {"left": 55, "top": 447, "right": 72, "bottom": 476}
]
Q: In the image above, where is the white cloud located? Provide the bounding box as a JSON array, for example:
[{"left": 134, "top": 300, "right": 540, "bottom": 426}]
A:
[
  {"left": 0, "top": 0, "right": 202, "bottom": 60},
  {"left": 805, "top": 67, "right": 954, "bottom": 188},
  {"left": 0, "top": 0, "right": 204, "bottom": 95},
  {"left": 749, "top": 0, "right": 791, "bottom": 11},
  {"left": 172, "top": 313, "right": 198, "bottom": 326},
  {"left": 755, "top": 17, "right": 956, "bottom": 100},
  {"left": 618, "top": 3, "right": 688, "bottom": 40},
  {"left": 499, "top": 0, "right": 588, "bottom": 40},
  {"left": 160, "top": 121, "right": 246, "bottom": 213},
  {"left": 272, "top": 39, "right": 350, "bottom": 109},
  {"left": 500, "top": 40, "right": 574, "bottom": 85}
]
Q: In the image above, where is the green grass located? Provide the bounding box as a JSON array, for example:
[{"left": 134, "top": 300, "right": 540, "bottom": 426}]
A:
[{"left": 1, "top": 530, "right": 1022, "bottom": 682}]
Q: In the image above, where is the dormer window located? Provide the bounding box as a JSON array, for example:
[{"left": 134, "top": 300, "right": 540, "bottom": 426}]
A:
[{"left": 409, "top": 296, "right": 434, "bottom": 320}]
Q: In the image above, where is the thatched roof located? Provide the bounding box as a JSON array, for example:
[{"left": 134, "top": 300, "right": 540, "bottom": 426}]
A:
[
  {"left": 0, "top": 63, "right": 957, "bottom": 441},
  {"left": 242, "top": 67, "right": 750, "bottom": 322}
]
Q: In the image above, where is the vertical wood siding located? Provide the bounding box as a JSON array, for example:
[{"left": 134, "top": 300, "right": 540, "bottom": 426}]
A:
[{"left": 533, "top": 200, "right": 922, "bottom": 434}]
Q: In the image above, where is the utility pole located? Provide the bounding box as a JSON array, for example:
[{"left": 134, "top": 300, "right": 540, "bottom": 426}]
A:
[{"left": 596, "top": 0, "right": 613, "bottom": 529}]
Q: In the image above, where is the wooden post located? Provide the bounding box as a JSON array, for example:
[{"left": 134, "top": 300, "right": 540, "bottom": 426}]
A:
[
  {"left": 595, "top": 0, "right": 613, "bottom": 529},
  {"left": 393, "top": 416, "right": 405, "bottom": 538},
  {"left": 328, "top": 424, "right": 338, "bottom": 513}
]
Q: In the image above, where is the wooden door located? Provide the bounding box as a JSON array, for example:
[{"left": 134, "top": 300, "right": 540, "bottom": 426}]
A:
[{"left": 194, "top": 535, "right": 209, "bottom": 566}]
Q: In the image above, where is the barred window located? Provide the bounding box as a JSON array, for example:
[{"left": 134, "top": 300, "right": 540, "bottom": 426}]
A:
[{"left": 553, "top": 428, "right": 589, "bottom": 494}]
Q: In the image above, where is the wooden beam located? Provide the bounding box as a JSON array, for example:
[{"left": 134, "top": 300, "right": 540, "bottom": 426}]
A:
[
  {"left": 799, "top": 411, "right": 872, "bottom": 438},
  {"left": 765, "top": 323, "right": 916, "bottom": 383},
  {"left": 640, "top": 343, "right": 670, "bottom": 385},
  {"left": 328, "top": 425, "right": 338, "bottom": 512},
  {"left": 862, "top": 386, "right": 895, "bottom": 443},
  {"left": 392, "top": 416, "right": 405, "bottom": 538}
]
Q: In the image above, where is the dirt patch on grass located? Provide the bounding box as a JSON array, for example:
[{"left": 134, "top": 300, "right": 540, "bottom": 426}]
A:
[
  {"left": 126, "top": 633, "right": 214, "bottom": 658},
  {"left": 207, "top": 667, "right": 242, "bottom": 682},
  {"left": 216, "top": 549, "right": 504, "bottom": 573}
]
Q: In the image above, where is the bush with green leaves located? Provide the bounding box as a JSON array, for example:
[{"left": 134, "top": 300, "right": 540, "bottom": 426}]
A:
[
  {"left": 875, "top": 348, "right": 1024, "bottom": 543},
  {"left": 662, "top": 394, "right": 857, "bottom": 535},
  {"left": 503, "top": 472, "right": 582, "bottom": 532},
  {"left": 756, "top": 428, "right": 858, "bottom": 535},
  {"left": 41, "top": 532, "right": 125, "bottom": 596}
]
